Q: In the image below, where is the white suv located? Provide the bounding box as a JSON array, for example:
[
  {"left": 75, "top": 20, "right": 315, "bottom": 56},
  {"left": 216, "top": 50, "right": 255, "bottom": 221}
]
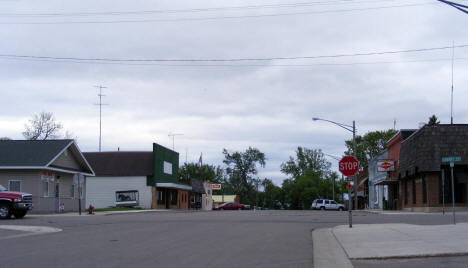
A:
[{"left": 311, "top": 199, "right": 345, "bottom": 211}]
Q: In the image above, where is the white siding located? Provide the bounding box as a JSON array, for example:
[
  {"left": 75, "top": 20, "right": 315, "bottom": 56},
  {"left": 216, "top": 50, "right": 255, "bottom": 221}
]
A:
[{"left": 86, "top": 176, "right": 152, "bottom": 209}]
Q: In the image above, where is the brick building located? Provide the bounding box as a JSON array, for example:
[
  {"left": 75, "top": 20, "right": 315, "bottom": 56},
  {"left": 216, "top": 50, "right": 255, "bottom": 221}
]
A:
[{"left": 398, "top": 124, "right": 468, "bottom": 212}]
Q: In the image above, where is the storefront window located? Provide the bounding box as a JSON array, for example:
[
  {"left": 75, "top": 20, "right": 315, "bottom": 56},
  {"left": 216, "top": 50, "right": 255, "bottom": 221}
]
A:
[
  {"left": 157, "top": 190, "right": 165, "bottom": 205},
  {"left": 116, "top": 190, "right": 139, "bottom": 206},
  {"left": 439, "top": 166, "right": 467, "bottom": 204}
]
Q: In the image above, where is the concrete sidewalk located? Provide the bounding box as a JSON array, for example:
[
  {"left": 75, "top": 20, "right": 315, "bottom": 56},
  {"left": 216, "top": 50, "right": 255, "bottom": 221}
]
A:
[{"left": 313, "top": 223, "right": 468, "bottom": 268}]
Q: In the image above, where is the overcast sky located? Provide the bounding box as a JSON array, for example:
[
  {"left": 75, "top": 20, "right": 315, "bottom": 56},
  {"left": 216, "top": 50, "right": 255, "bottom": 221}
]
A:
[{"left": 1, "top": 0, "right": 467, "bottom": 185}]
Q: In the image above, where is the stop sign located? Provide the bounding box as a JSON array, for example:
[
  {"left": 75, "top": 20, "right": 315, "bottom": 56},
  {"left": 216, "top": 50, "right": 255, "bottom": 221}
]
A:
[{"left": 339, "top": 156, "right": 359, "bottom": 176}]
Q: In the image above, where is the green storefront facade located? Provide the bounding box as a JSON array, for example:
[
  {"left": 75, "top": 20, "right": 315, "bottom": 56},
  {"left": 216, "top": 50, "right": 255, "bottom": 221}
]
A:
[{"left": 148, "top": 143, "right": 191, "bottom": 209}]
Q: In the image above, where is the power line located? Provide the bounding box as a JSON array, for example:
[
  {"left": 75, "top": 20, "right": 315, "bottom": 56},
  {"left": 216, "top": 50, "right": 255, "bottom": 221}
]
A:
[
  {"left": 0, "top": 44, "right": 466, "bottom": 64},
  {"left": 0, "top": 2, "right": 435, "bottom": 24},
  {"left": 437, "top": 0, "right": 468, "bottom": 14},
  {"left": 0, "top": 0, "right": 427, "bottom": 17},
  {"left": 1, "top": 54, "right": 468, "bottom": 67}
]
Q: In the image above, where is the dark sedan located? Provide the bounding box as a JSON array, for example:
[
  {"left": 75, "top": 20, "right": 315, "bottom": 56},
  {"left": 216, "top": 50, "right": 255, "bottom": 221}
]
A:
[{"left": 213, "top": 202, "right": 245, "bottom": 210}]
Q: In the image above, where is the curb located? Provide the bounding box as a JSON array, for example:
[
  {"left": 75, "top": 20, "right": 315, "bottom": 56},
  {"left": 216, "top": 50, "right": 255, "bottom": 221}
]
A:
[
  {"left": 312, "top": 228, "right": 354, "bottom": 268},
  {"left": 351, "top": 252, "right": 468, "bottom": 260}
]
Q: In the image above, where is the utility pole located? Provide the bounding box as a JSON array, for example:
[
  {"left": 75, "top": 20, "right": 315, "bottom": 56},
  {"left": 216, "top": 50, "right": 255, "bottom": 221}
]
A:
[
  {"left": 353, "top": 120, "right": 358, "bottom": 211},
  {"left": 254, "top": 179, "right": 260, "bottom": 211},
  {"left": 451, "top": 41, "right": 455, "bottom": 124},
  {"left": 168, "top": 133, "right": 184, "bottom": 150},
  {"left": 94, "top": 85, "right": 108, "bottom": 152}
]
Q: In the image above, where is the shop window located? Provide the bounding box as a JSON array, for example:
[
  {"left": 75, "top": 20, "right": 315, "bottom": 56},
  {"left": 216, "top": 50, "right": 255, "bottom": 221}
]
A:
[
  {"left": 8, "top": 180, "right": 21, "bottom": 192},
  {"left": 455, "top": 170, "right": 467, "bottom": 203},
  {"left": 404, "top": 180, "right": 408, "bottom": 205},
  {"left": 439, "top": 166, "right": 467, "bottom": 204},
  {"left": 422, "top": 175, "right": 427, "bottom": 204},
  {"left": 116, "top": 190, "right": 139, "bottom": 207},
  {"left": 157, "top": 190, "right": 165, "bottom": 205}
]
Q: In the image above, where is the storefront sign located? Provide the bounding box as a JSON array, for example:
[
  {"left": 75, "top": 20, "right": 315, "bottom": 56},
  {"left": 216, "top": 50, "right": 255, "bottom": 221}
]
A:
[
  {"left": 377, "top": 160, "right": 395, "bottom": 172},
  {"left": 212, "top": 184, "right": 222, "bottom": 190},
  {"left": 163, "top": 161, "right": 173, "bottom": 175}
]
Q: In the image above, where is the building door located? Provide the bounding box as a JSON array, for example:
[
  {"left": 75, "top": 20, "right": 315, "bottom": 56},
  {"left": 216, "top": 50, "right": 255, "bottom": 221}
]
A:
[
  {"left": 55, "top": 180, "right": 60, "bottom": 213},
  {"left": 165, "top": 189, "right": 170, "bottom": 209}
]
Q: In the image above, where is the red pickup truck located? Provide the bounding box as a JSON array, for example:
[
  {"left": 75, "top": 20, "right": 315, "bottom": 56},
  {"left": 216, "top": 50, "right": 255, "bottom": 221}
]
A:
[{"left": 0, "top": 184, "right": 33, "bottom": 219}]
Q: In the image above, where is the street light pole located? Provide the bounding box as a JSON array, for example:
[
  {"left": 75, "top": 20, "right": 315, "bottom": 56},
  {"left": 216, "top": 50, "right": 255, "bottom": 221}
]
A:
[
  {"left": 313, "top": 117, "right": 358, "bottom": 228},
  {"left": 353, "top": 120, "right": 358, "bottom": 211}
]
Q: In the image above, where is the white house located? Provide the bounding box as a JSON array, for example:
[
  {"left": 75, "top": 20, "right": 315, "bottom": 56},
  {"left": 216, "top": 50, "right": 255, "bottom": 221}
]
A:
[{"left": 84, "top": 151, "right": 153, "bottom": 209}]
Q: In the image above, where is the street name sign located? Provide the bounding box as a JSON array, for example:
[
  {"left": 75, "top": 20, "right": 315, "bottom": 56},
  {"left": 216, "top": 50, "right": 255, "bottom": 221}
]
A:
[
  {"left": 442, "top": 157, "right": 461, "bottom": 163},
  {"left": 339, "top": 156, "right": 359, "bottom": 176}
]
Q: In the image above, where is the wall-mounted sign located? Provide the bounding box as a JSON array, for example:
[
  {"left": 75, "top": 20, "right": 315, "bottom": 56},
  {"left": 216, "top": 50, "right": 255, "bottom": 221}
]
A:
[
  {"left": 212, "top": 184, "right": 222, "bottom": 190},
  {"left": 377, "top": 160, "right": 395, "bottom": 172},
  {"left": 163, "top": 161, "right": 173, "bottom": 175}
]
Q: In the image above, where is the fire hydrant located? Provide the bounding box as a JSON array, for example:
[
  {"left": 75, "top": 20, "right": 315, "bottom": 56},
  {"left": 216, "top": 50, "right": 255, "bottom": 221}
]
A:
[{"left": 88, "top": 205, "right": 94, "bottom": 214}]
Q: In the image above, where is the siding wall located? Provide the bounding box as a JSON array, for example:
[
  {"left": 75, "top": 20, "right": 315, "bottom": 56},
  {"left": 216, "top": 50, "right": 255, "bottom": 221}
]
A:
[
  {"left": 0, "top": 170, "right": 85, "bottom": 213},
  {"left": 86, "top": 176, "right": 152, "bottom": 209},
  {"left": 51, "top": 148, "right": 81, "bottom": 170}
]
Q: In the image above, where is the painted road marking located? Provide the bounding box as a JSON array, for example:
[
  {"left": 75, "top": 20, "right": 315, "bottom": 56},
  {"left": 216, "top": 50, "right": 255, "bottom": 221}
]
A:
[{"left": 0, "top": 225, "right": 62, "bottom": 240}]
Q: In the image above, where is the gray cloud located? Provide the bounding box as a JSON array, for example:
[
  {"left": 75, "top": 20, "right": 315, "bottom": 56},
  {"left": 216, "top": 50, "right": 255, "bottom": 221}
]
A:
[{"left": 1, "top": 0, "right": 467, "bottom": 184}]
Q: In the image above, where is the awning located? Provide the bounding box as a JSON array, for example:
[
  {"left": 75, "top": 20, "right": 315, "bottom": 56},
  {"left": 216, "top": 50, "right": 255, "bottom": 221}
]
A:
[
  {"left": 156, "top": 183, "right": 192, "bottom": 191},
  {"left": 374, "top": 178, "right": 399, "bottom": 185}
]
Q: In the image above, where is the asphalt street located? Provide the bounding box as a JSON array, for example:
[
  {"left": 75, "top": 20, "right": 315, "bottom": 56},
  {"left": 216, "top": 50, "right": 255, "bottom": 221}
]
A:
[{"left": 1, "top": 210, "right": 468, "bottom": 268}]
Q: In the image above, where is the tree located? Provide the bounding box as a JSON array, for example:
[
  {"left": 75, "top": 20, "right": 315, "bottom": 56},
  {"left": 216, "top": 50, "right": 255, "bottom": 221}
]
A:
[
  {"left": 0, "top": 137, "right": 11, "bottom": 140},
  {"left": 344, "top": 129, "right": 397, "bottom": 166},
  {"left": 283, "top": 170, "right": 325, "bottom": 209},
  {"left": 23, "top": 112, "right": 63, "bottom": 140},
  {"left": 179, "top": 163, "right": 224, "bottom": 183},
  {"left": 260, "top": 178, "right": 283, "bottom": 209},
  {"left": 428, "top": 115, "right": 440, "bottom": 126},
  {"left": 222, "top": 147, "right": 266, "bottom": 204},
  {"left": 280, "top": 147, "right": 331, "bottom": 179}
]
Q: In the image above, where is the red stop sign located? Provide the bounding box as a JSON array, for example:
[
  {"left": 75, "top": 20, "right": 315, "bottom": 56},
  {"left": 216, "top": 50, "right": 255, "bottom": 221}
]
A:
[{"left": 339, "top": 156, "right": 359, "bottom": 176}]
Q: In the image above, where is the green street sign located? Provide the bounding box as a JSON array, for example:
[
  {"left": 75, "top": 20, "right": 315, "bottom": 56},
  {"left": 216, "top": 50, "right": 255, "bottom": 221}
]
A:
[{"left": 442, "top": 156, "right": 461, "bottom": 163}]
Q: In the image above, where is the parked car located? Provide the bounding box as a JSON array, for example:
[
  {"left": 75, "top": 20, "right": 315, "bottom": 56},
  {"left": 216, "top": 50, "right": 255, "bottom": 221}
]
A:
[
  {"left": 0, "top": 184, "right": 33, "bottom": 219},
  {"left": 214, "top": 202, "right": 245, "bottom": 210},
  {"left": 311, "top": 199, "right": 345, "bottom": 211}
]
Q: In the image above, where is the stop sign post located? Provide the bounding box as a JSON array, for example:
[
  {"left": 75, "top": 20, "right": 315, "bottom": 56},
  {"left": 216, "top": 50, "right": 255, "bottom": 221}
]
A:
[{"left": 339, "top": 155, "right": 359, "bottom": 229}]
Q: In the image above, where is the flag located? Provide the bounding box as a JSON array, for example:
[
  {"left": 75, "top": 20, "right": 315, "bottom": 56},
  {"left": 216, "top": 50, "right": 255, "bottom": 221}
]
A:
[{"left": 198, "top": 153, "right": 203, "bottom": 167}]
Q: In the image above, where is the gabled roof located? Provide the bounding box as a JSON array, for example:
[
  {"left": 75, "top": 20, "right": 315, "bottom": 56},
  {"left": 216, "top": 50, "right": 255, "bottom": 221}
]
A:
[
  {"left": 0, "top": 139, "right": 94, "bottom": 176},
  {"left": 83, "top": 151, "right": 153, "bottom": 176},
  {"left": 387, "top": 129, "right": 417, "bottom": 147}
]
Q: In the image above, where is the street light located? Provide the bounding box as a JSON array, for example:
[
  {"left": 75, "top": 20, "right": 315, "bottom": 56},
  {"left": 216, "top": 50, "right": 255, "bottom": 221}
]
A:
[{"left": 312, "top": 117, "right": 358, "bottom": 211}]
